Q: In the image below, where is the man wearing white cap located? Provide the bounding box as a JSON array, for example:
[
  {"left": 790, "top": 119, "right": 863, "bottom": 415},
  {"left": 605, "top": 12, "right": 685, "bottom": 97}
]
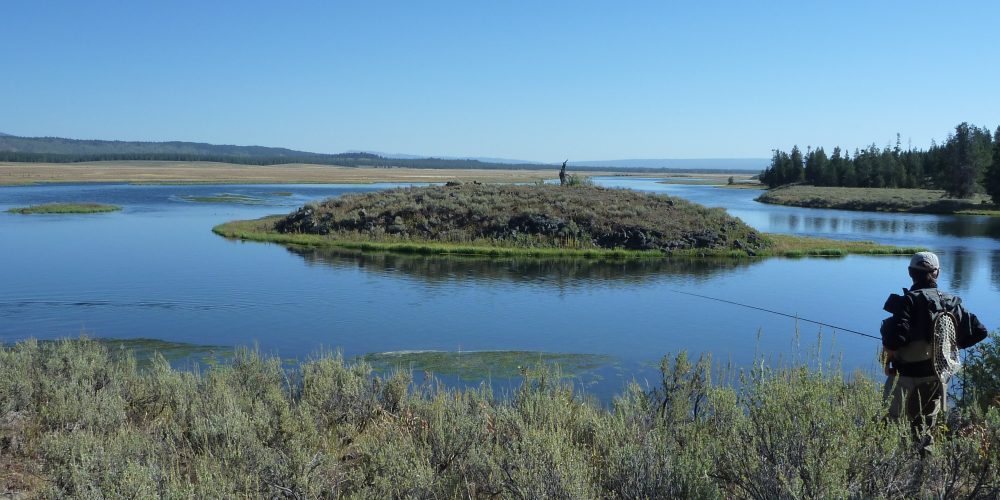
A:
[{"left": 880, "top": 251, "right": 989, "bottom": 439}]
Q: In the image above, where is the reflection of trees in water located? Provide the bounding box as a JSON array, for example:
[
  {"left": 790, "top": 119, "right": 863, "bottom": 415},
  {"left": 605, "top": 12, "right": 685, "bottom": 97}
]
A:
[
  {"left": 285, "top": 246, "right": 761, "bottom": 288},
  {"left": 932, "top": 216, "right": 1000, "bottom": 240},
  {"left": 944, "top": 249, "right": 975, "bottom": 294},
  {"left": 767, "top": 211, "right": 1000, "bottom": 241},
  {"left": 991, "top": 251, "right": 1000, "bottom": 293},
  {"left": 850, "top": 218, "right": 928, "bottom": 235}
]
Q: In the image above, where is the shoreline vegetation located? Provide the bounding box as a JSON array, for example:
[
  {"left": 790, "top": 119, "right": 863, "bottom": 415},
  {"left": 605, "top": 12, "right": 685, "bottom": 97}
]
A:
[
  {"left": 214, "top": 184, "right": 921, "bottom": 258},
  {"left": 6, "top": 202, "right": 121, "bottom": 214},
  {"left": 759, "top": 122, "right": 1000, "bottom": 203},
  {"left": 1, "top": 336, "right": 998, "bottom": 497},
  {"left": 655, "top": 175, "right": 764, "bottom": 189},
  {"left": 757, "top": 185, "right": 1000, "bottom": 216}
]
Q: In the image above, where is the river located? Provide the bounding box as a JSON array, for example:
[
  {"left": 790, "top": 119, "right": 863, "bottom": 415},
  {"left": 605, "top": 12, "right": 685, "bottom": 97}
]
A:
[{"left": 1, "top": 179, "right": 997, "bottom": 398}]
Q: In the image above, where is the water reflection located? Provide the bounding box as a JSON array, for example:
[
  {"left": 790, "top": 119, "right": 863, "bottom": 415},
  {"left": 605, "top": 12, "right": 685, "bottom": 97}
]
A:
[
  {"left": 933, "top": 216, "right": 1000, "bottom": 240},
  {"left": 992, "top": 251, "right": 1000, "bottom": 293},
  {"left": 286, "top": 246, "right": 761, "bottom": 287},
  {"left": 947, "top": 249, "right": 975, "bottom": 294},
  {"left": 760, "top": 209, "right": 1000, "bottom": 240}
]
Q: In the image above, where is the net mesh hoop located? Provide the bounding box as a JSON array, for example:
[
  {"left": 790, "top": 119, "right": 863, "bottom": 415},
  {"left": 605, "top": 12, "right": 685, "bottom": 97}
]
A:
[{"left": 932, "top": 311, "right": 961, "bottom": 379}]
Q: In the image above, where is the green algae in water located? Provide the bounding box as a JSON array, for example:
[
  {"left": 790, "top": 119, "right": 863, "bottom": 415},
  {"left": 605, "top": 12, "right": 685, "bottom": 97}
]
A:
[
  {"left": 180, "top": 193, "right": 268, "bottom": 205},
  {"left": 361, "top": 350, "right": 616, "bottom": 379},
  {"left": 97, "top": 338, "right": 233, "bottom": 366}
]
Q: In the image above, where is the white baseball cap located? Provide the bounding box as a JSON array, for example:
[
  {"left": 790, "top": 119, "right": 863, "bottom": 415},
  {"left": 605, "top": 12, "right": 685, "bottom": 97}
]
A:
[{"left": 908, "top": 251, "right": 940, "bottom": 271}]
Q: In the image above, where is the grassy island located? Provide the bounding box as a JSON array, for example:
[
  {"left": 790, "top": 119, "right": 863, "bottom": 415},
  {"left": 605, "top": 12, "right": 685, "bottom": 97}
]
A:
[
  {"left": 214, "top": 184, "right": 921, "bottom": 258},
  {"left": 6, "top": 202, "right": 122, "bottom": 214},
  {"left": 1, "top": 336, "right": 998, "bottom": 497},
  {"left": 757, "top": 185, "right": 1000, "bottom": 216}
]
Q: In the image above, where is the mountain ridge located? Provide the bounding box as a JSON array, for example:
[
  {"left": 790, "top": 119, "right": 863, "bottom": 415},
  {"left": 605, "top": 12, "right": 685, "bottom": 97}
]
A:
[{"left": 0, "top": 134, "right": 763, "bottom": 173}]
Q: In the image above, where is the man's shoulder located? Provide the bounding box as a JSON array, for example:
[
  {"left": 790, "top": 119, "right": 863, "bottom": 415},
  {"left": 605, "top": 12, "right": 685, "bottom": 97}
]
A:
[{"left": 907, "top": 287, "right": 964, "bottom": 310}]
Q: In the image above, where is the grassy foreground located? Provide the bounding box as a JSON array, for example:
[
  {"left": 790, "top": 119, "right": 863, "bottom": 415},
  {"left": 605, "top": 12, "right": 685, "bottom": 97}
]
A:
[
  {"left": 2, "top": 337, "right": 999, "bottom": 497},
  {"left": 214, "top": 184, "right": 921, "bottom": 258},
  {"left": 6, "top": 203, "right": 121, "bottom": 214},
  {"left": 758, "top": 185, "right": 1000, "bottom": 216}
]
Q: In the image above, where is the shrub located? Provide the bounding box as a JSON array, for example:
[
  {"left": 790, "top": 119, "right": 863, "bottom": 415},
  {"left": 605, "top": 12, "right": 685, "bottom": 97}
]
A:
[
  {"left": 963, "top": 330, "right": 1000, "bottom": 413},
  {"left": 273, "top": 184, "right": 770, "bottom": 254},
  {"left": 2, "top": 338, "right": 999, "bottom": 497}
]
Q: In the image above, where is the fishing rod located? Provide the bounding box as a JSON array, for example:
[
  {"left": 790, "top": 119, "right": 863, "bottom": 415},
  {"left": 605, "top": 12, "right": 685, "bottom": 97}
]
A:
[{"left": 668, "top": 289, "right": 881, "bottom": 341}]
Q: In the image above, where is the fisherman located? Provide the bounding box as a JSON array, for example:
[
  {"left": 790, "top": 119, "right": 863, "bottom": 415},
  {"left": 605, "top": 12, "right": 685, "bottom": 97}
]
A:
[
  {"left": 559, "top": 160, "right": 567, "bottom": 186},
  {"left": 880, "top": 251, "right": 988, "bottom": 440}
]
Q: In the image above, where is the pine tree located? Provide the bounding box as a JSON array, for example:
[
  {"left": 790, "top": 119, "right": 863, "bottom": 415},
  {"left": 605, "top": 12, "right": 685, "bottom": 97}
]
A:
[
  {"left": 986, "top": 126, "right": 1000, "bottom": 204},
  {"left": 825, "top": 147, "right": 843, "bottom": 186},
  {"left": 788, "top": 146, "right": 804, "bottom": 184},
  {"left": 805, "top": 147, "right": 829, "bottom": 185},
  {"left": 943, "top": 122, "right": 991, "bottom": 198}
]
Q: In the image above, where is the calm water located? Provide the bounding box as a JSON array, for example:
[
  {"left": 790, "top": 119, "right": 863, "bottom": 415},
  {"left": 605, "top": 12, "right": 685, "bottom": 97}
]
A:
[{"left": 1, "top": 179, "right": 998, "bottom": 397}]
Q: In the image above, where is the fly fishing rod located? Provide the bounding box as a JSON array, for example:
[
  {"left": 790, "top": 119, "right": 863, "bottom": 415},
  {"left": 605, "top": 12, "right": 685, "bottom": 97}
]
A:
[{"left": 668, "top": 289, "right": 881, "bottom": 341}]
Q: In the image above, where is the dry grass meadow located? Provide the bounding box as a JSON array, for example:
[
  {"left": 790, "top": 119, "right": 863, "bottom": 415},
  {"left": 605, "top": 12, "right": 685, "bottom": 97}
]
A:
[{"left": 0, "top": 161, "right": 644, "bottom": 186}]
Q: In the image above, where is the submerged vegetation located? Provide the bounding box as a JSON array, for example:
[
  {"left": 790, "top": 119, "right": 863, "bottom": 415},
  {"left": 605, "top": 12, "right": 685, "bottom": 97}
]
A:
[
  {"left": 214, "top": 184, "right": 921, "bottom": 258},
  {"left": 94, "top": 338, "right": 232, "bottom": 366},
  {"left": 1, "top": 336, "right": 999, "bottom": 497},
  {"left": 6, "top": 202, "right": 121, "bottom": 214},
  {"left": 361, "top": 350, "right": 614, "bottom": 380},
  {"left": 757, "top": 185, "right": 1000, "bottom": 216},
  {"left": 179, "top": 193, "right": 268, "bottom": 205}
]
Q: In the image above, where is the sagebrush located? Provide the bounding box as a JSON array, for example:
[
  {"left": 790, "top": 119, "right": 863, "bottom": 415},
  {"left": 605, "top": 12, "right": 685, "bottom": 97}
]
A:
[{"left": 1, "top": 337, "right": 998, "bottom": 498}]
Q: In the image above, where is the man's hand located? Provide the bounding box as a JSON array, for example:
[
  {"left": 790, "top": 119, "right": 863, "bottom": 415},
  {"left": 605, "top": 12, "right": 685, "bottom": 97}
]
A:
[{"left": 881, "top": 348, "right": 896, "bottom": 376}]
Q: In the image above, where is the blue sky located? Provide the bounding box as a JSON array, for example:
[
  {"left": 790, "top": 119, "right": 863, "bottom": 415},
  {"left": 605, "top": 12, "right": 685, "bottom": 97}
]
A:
[{"left": 3, "top": 1, "right": 998, "bottom": 161}]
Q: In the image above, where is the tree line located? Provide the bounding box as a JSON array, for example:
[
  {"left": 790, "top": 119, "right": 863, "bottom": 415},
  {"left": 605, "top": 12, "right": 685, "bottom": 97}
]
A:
[{"left": 760, "top": 122, "right": 1000, "bottom": 203}]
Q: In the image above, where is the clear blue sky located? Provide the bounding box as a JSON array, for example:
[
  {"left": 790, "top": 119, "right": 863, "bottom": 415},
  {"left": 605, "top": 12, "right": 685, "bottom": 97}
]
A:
[{"left": 3, "top": 1, "right": 998, "bottom": 162}]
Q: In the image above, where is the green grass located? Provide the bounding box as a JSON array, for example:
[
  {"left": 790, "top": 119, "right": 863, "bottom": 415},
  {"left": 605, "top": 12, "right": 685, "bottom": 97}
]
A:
[
  {"left": 6, "top": 202, "right": 121, "bottom": 214},
  {"left": 763, "top": 233, "right": 925, "bottom": 257},
  {"left": 1, "top": 336, "right": 998, "bottom": 497},
  {"left": 757, "top": 185, "right": 1000, "bottom": 216}
]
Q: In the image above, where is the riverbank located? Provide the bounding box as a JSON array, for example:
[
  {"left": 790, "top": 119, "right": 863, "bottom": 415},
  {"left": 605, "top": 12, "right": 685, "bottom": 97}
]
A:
[
  {"left": 1, "top": 337, "right": 997, "bottom": 497},
  {"left": 6, "top": 202, "right": 121, "bottom": 214},
  {"left": 213, "top": 184, "right": 921, "bottom": 258},
  {"left": 757, "top": 185, "right": 1000, "bottom": 216}
]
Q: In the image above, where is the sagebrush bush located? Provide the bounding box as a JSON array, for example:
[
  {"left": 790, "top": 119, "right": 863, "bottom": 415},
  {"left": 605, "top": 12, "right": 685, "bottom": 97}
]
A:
[
  {"left": 274, "top": 184, "right": 769, "bottom": 253},
  {"left": 1, "top": 336, "right": 999, "bottom": 498}
]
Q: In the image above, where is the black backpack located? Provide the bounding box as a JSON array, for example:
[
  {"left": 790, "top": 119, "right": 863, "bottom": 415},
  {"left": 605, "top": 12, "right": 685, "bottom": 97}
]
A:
[{"left": 907, "top": 289, "right": 961, "bottom": 378}]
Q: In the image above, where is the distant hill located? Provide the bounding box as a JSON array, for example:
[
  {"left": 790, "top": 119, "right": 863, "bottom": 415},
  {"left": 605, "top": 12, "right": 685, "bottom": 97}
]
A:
[
  {"left": 0, "top": 135, "right": 365, "bottom": 161},
  {"left": 0, "top": 135, "right": 549, "bottom": 170},
  {"left": 0, "top": 134, "right": 760, "bottom": 173},
  {"left": 350, "top": 150, "right": 536, "bottom": 165},
  {"left": 573, "top": 158, "right": 768, "bottom": 171}
]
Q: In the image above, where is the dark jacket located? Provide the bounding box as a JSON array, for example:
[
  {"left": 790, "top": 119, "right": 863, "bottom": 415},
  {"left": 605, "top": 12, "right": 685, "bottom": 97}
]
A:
[{"left": 880, "top": 283, "right": 988, "bottom": 366}]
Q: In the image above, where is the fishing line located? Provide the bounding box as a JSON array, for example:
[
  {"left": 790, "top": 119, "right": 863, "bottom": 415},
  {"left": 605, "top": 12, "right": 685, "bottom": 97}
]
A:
[{"left": 668, "top": 289, "right": 881, "bottom": 341}]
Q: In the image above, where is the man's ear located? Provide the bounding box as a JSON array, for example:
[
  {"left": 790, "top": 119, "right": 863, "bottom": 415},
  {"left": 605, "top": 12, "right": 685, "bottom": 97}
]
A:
[{"left": 932, "top": 269, "right": 941, "bottom": 279}]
